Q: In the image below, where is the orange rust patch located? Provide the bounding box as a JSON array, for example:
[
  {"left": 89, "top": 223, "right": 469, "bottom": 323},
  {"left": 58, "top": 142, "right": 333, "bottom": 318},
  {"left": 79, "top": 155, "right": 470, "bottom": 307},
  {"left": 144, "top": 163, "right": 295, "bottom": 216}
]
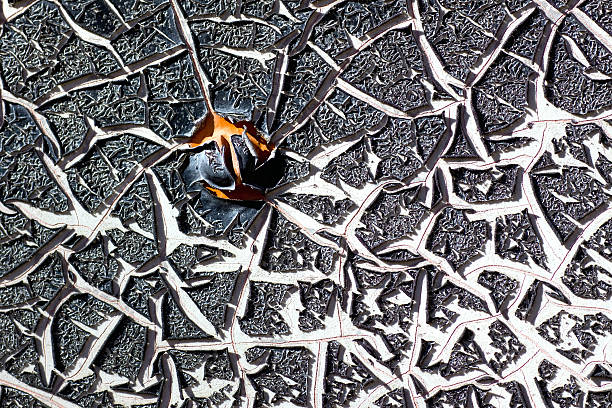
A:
[
  {"left": 205, "top": 185, "right": 266, "bottom": 201},
  {"left": 188, "top": 111, "right": 274, "bottom": 201}
]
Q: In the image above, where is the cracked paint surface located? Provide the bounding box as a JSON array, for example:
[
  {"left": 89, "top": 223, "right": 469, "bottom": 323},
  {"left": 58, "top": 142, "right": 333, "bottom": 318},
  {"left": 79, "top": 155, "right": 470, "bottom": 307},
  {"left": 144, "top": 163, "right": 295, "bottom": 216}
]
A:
[{"left": 1, "top": 0, "right": 612, "bottom": 407}]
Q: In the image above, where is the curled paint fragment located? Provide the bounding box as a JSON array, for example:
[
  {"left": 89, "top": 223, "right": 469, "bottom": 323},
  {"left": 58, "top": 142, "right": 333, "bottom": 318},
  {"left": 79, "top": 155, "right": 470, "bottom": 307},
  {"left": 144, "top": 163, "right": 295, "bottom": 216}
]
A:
[{"left": 183, "top": 111, "right": 275, "bottom": 201}]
